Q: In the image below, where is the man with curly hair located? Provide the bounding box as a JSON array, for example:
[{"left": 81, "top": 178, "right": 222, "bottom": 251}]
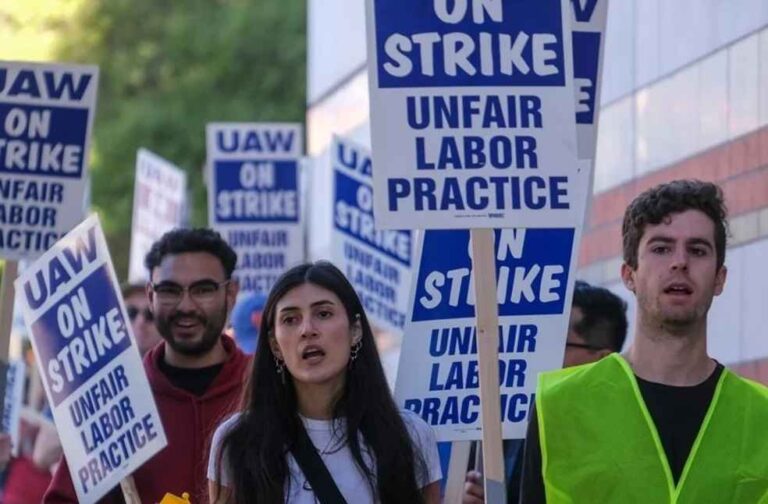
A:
[{"left": 521, "top": 180, "right": 768, "bottom": 503}]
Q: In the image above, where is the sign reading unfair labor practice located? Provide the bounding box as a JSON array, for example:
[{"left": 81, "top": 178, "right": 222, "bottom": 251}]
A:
[
  {"left": 365, "top": 0, "right": 588, "bottom": 229},
  {"left": 392, "top": 0, "right": 608, "bottom": 442},
  {"left": 207, "top": 123, "right": 304, "bottom": 295},
  {"left": 14, "top": 216, "right": 167, "bottom": 503},
  {"left": 331, "top": 136, "right": 412, "bottom": 334},
  {"left": 0, "top": 61, "right": 99, "bottom": 260},
  {"left": 396, "top": 227, "right": 576, "bottom": 440},
  {"left": 127, "top": 149, "right": 187, "bottom": 283}
]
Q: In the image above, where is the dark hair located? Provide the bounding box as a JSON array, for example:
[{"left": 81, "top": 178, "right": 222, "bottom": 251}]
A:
[
  {"left": 144, "top": 228, "right": 237, "bottom": 278},
  {"left": 572, "top": 281, "right": 628, "bottom": 352},
  {"left": 217, "top": 261, "right": 426, "bottom": 503},
  {"left": 622, "top": 180, "right": 728, "bottom": 270},
  {"left": 121, "top": 283, "right": 145, "bottom": 299}
]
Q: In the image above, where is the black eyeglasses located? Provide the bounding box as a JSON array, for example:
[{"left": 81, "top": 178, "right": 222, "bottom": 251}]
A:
[
  {"left": 151, "top": 279, "right": 230, "bottom": 305},
  {"left": 565, "top": 342, "right": 606, "bottom": 352},
  {"left": 126, "top": 305, "right": 154, "bottom": 322}
]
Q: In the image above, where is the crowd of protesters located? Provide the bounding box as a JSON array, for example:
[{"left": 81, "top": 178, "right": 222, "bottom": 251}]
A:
[{"left": 0, "top": 179, "right": 764, "bottom": 503}]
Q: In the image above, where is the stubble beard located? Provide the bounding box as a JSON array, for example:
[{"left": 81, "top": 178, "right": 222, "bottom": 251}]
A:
[
  {"left": 156, "top": 301, "right": 228, "bottom": 357},
  {"left": 644, "top": 294, "right": 711, "bottom": 336}
]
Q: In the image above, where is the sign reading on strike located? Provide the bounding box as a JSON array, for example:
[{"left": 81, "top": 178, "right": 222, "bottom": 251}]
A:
[
  {"left": 396, "top": 228, "right": 577, "bottom": 440},
  {"left": 15, "top": 215, "right": 167, "bottom": 503},
  {"left": 127, "top": 149, "right": 187, "bottom": 283},
  {"left": 207, "top": 123, "right": 304, "bottom": 295},
  {"left": 365, "top": 0, "right": 588, "bottom": 229},
  {"left": 331, "top": 136, "right": 412, "bottom": 333},
  {"left": 0, "top": 61, "right": 99, "bottom": 260}
]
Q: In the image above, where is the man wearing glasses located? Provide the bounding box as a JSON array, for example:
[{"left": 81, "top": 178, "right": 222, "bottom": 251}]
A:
[
  {"left": 463, "top": 281, "right": 627, "bottom": 503},
  {"left": 122, "top": 283, "right": 163, "bottom": 356},
  {"left": 561, "top": 281, "right": 627, "bottom": 368},
  {"left": 45, "top": 228, "right": 250, "bottom": 504}
]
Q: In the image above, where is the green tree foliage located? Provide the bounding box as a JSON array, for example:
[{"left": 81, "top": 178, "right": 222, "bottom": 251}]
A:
[{"left": 54, "top": 0, "right": 306, "bottom": 278}]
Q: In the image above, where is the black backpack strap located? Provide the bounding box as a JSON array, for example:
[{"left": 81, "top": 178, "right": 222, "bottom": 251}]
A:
[{"left": 290, "top": 423, "right": 348, "bottom": 504}]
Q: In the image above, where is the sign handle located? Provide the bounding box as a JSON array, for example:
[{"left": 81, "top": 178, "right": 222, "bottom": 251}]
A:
[
  {"left": 120, "top": 475, "right": 142, "bottom": 504},
  {"left": 0, "top": 260, "right": 18, "bottom": 363},
  {"left": 469, "top": 229, "right": 506, "bottom": 504},
  {"left": 443, "top": 440, "right": 472, "bottom": 504}
]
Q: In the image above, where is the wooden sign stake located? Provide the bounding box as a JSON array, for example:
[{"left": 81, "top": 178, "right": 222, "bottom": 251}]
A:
[
  {"left": 0, "top": 260, "right": 19, "bottom": 363},
  {"left": 443, "top": 440, "right": 472, "bottom": 503},
  {"left": 470, "top": 229, "right": 506, "bottom": 503},
  {"left": 120, "top": 475, "right": 142, "bottom": 504}
]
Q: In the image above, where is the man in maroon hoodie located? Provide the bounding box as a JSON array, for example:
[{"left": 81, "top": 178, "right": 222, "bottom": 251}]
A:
[{"left": 44, "top": 228, "right": 250, "bottom": 504}]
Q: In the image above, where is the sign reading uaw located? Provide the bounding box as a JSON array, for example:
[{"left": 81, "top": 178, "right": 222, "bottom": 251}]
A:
[
  {"left": 207, "top": 123, "right": 304, "bottom": 295},
  {"left": 14, "top": 216, "right": 166, "bottom": 503},
  {"left": 0, "top": 61, "right": 99, "bottom": 260},
  {"left": 365, "top": 0, "right": 588, "bottom": 229}
]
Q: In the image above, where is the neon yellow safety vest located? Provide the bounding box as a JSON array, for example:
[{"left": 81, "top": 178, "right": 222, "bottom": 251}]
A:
[{"left": 537, "top": 353, "right": 768, "bottom": 504}]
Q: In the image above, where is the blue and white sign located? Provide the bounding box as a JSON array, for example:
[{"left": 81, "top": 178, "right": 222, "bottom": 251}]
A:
[
  {"left": 365, "top": 0, "right": 588, "bottom": 229},
  {"left": 395, "top": 228, "right": 579, "bottom": 440},
  {"left": 0, "top": 61, "right": 99, "bottom": 260},
  {"left": 127, "top": 149, "right": 187, "bottom": 283},
  {"left": 1, "top": 360, "right": 25, "bottom": 455},
  {"left": 207, "top": 123, "right": 304, "bottom": 295},
  {"left": 571, "top": 0, "right": 609, "bottom": 159},
  {"left": 331, "top": 136, "right": 412, "bottom": 334},
  {"left": 14, "top": 215, "right": 167, "bottom": 503}
]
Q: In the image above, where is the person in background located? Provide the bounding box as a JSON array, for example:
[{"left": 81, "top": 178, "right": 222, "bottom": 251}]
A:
[
  {"left": 123, "top": 282, "right": 164, "bottom": 356},
  {"left": 228, "top": 292, "right": 267, "bottom": 354},
  {"left": 208, "top": 261, "right": 442, "bottom": 503},
  {"left": 522, "top": 180, "right": 768, "bottom": 503},
  {"left": 561, "top": 281, "right": 628, "bottom": 368},
  {"left": 462, "top": 281, "right": 628, "bottom": 503},
  {"left": 45, "top": 228, "right": 250, "bottom": 504},
  {"left": 0, "top": 433, "right": 10, "bottom": 471},
  {"left": 2, "top": 351, "right": 61, "bottom": 504}
]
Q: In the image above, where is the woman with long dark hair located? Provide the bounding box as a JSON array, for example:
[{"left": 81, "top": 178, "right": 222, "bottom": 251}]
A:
[{"left": 207, "top": 261, "right": 441, "bottom": 503}]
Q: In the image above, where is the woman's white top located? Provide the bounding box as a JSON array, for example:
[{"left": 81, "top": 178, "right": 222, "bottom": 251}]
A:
[{"left": 208, "top": 409, "right": 442, "bottom": 503}]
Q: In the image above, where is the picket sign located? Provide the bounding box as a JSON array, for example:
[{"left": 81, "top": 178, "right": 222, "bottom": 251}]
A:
[
  {"left": 0, "top": 61, "right": 99, "bottom": 261},
  {"left": 127, "top": 149, "right": 187, "bottom": 284},
  {"left": 14, "top": 215, "right": 167, "bottom": 503},
  {"left": 571, "top": 0, "right": 610, "bottom": 229},
  {"left": 3, "top": 264, "right": 142, "bottom": 504},
  {"left": 206, "top": 122, "right": 304, "bottom": 297},
  {"left": 330, "top": 136, "right": 413, "bottom": 335},
  {"left": 365, "top": 1, "right": 596, "bottom": 501}
]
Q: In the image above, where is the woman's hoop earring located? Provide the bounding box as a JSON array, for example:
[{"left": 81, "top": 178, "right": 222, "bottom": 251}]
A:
[
  {"left": 274, "top": 356, "right": 286, "bottom": 385},
  {"left": 349, "top": 339, "right": 362, "bottom": 365}
]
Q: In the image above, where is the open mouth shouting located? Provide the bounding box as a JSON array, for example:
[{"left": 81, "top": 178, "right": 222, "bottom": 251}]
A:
[
  {"left": 663, "top": 282, "right": 693, "bottom": 298},
  {"left": 301, "top": 345, "right": 326, "bottom": 363}
]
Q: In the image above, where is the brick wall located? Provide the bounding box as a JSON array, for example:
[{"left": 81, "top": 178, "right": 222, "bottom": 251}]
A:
[
  {"left": 732, "top": 358, "right": 768, "bottom": 387},
  {"left": 580, "top": 125, "right": 768, "bottom": 267}
]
